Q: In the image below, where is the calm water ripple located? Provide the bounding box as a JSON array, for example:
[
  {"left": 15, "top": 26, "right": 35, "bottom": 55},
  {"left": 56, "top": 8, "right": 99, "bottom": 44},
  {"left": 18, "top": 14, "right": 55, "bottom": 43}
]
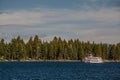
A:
[{"left": 0, "top": 62, "right": 120, "bottom": 80}]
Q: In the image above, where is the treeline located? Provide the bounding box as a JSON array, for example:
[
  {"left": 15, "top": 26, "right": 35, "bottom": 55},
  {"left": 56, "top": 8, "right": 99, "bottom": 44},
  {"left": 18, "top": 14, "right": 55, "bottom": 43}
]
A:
[{"left": 0, "top": 35, "right": 120, "bottom": 61}]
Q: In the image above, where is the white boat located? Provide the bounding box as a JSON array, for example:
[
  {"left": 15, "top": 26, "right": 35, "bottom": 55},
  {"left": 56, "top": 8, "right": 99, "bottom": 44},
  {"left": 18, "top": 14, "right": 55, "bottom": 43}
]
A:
[{"left": 83, "top": 54, "right": 103, "bottom": 63}]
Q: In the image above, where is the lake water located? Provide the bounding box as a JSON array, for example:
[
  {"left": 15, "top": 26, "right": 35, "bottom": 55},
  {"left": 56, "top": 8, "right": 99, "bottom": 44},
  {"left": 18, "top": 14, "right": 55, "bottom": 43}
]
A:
[{"left": 0, "top": 62, "right": 120, "bottom": 80}]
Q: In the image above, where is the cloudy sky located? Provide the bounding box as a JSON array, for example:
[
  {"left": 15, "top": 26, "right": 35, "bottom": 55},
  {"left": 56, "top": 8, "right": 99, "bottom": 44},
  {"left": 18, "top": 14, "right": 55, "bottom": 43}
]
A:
[{"left": 0, "top": 0, "right": 120, "bottom": 43}]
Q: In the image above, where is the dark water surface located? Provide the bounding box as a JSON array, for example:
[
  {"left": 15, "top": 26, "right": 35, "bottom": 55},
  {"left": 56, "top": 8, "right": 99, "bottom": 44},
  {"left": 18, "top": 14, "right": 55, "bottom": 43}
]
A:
[{"left": 0, "top": 62, "right": 120, "bottom": 80}]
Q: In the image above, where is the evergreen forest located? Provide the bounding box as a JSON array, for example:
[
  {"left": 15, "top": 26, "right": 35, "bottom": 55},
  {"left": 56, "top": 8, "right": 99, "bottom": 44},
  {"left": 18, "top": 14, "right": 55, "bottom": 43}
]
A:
[{"left": 0, "top": 35, "right": 120, "bottom": 61}]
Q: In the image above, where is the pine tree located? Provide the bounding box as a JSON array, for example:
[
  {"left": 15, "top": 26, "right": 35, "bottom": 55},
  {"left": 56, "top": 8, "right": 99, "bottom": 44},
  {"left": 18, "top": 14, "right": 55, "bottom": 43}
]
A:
[
  {"left": 109, "top": 45, "right": 116, "bottom": 60},
  {"left": 0, "top": 39, "right": 5, "bottom": 60},
  {"left": 78, "top": 44, "right": 84, "bottom": 60},
  {"left": 33, "top": 35, "right": 41, "bottom": 59},
  {"left": 26, "top": 37, "right": 33, "bottom": 59},
  {"left": 0, "top": 35, "right": 120, "bottom": 61}
]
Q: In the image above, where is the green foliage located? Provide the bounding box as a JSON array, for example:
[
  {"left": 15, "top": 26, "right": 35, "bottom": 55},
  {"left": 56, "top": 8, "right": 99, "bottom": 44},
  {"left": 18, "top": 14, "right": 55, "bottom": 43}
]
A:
[{"left": 0, "top": 36, "right": 120, "bottom": 61}]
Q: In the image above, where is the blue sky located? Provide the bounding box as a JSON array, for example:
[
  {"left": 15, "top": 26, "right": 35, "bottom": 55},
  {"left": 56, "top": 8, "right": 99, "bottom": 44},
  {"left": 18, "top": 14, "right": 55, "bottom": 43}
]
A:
[{"left": 0, "top": 0, "right": 120, "bottom": 43}]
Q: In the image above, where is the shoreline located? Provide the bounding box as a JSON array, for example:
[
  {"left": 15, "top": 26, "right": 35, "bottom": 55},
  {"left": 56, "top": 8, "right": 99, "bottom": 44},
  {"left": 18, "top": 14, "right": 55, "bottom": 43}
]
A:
[
  {"left": 103, "top": 60, "right": 120, "bottom": 62},
  {"left": 0, "top": 59, "right": 120, "bottom": 62},
  {"left": 0, "top": 59, "right": 81, "bottom": 62}
]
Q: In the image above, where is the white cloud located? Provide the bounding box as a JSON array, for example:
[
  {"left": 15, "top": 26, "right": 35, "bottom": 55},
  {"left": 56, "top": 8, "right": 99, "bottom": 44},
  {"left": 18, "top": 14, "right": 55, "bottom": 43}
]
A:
[
  {"left": 76, "top": 28, "right": 120, "bottom": 44},
  {"left": 0, "top": 10, "right": 45, "bottom": 25},
  {"left": 0, "top": 8, "right": 120, "bottom": 44},
  {"left": 0, "top": 8, "right": 120, "bottom": 25}
]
